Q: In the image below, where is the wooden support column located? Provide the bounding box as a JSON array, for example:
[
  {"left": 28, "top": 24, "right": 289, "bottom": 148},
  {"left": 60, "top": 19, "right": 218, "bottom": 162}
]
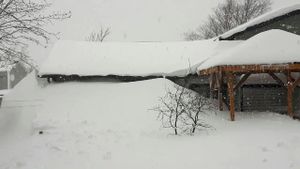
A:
[
  {"left": 218, "top": 72, "right": 224, "bottom": 111},
  {"left": 209, "top": 73, "right": 214, "bottom": 99},
  {"left": 227, "top": 72, "right": 235, "bottom": 121},
  {"left": 287, "top": 71, "right": 294, "bottom": 117}
]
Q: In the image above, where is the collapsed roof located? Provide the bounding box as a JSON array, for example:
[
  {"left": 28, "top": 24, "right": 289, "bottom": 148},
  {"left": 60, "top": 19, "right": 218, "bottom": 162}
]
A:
[
  {"left": 39, "top": 40, "right": 240, "bottom": 77},
  {"left": 39, "top": 5, "right": 300, "bottom": 78}
]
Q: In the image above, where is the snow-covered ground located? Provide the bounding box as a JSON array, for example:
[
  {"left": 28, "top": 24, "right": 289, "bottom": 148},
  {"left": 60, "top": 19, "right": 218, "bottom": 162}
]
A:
[{"left": 0, "top": 73, "right": 300, "bottom": 169}]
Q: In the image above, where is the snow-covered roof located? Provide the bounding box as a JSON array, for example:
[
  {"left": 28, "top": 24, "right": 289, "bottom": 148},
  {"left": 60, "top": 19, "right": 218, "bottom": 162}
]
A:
[
  {"left": 219, "top": 4, "right": 300, "bottom": 40},
  {"left": 197, "top": 29, "right": 300, "bottom": 71},
  {"left": 39, "top": 40, "right": 240, "bottom": 77}
]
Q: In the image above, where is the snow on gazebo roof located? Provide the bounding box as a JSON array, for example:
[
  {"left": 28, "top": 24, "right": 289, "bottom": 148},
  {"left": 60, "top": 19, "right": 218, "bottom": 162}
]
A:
[
  {"left": 197, "top": 29, "right": 300, "bottom": 71},
  {"left": 219, "top": 4, "right": 300, "bottom": 40},
  {"left": 39, "top": 40, "right": 240, "bottom": 77}
]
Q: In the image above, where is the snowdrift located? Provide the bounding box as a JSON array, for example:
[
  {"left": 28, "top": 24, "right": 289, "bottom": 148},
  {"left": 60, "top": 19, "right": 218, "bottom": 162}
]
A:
[
  {"left": 0, "top": 73, "right": 171, "bottom": 137},
  {"left": 0, "top": 73, "right": 300, "bottom": 169}
]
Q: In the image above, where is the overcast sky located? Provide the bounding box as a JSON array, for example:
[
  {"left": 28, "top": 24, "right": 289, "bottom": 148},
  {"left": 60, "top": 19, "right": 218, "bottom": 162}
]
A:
[{"left": 32, "top": 0, "right": 300, "bottom": 63}]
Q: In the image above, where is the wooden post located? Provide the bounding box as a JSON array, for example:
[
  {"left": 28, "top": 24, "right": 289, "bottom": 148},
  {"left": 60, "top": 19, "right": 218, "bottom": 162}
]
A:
[
  {"left": 227, "top": 72, "right": 235, "bottom": 121},
  {"left": 209, "top": 74, "right": 214, "bottom": 99},
  {"left": 287, "top": 71, "right": 294, "bottom": 117},
  {"left": 7, "top": 70, "right": 11, "bottom": 89},
  {"left": 218, "top": 88, "right": 223, "bottom": 111},
  {"left": 218, "top": 72, "right": 223, "bottom": 111}
]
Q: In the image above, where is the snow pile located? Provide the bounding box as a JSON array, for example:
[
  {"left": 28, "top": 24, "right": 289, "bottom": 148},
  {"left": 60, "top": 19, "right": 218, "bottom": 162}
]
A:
[
  {"left": 220, "top": 4, "right": 300, "bottom": 39},
  {"left": 0, "top": 73, "right": 300, "bottom": 169},
  {"left": 39, "top": 40, "right": 240, "bottom": 77},
  {"left": 198, "top": 29, "right": 300, "bottom": 71}
]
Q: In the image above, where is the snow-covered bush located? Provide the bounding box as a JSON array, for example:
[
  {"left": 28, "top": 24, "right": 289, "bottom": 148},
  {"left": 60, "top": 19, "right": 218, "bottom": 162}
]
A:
[{"left": 153, "top": 85, "right": 213, "bottom": 135}]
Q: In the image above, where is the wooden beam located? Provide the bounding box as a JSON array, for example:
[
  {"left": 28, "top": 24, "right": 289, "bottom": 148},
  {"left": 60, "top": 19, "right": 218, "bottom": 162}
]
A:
[
  {"left": 227, "top": 72, "right": 235, "bottom": 121},
  {"left": 287, "top": 71, "right": 294, "bottom": 117},
  {"left": 234, "top": 73, "right": 251, "bottom": 91},
  {"left": 198, "top": 63, "right": 300, "bottom": 75},
  {"left": 268, "top": 73, "right": 285, "bottom": 87}
]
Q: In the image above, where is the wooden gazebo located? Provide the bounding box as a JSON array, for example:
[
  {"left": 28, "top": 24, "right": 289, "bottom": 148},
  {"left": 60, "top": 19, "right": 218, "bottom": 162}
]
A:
[{"left": 198, "top": 63, "right": 300, "bottom": 121}]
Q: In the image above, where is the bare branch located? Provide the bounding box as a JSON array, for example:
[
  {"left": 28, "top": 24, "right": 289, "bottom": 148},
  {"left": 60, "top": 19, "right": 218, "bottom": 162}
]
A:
[
  {"left": 152, "top": 84, "right": 214, "bottom": 135},
  {"left": 0, "top": 0, "right": 71, "bottom": 68},
  {"left": 85, "top": 26, "right": 111, "bottom": 42},
  {"left": 184, "top": 0, "right": 272, "bottom": 40}
]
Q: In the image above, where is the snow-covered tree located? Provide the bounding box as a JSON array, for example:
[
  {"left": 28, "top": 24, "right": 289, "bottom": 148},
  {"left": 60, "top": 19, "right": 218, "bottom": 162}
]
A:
[
  {"left": 0, "top": 0, "right": 71, "bottom": 67},
  {"left": 184, "top": 0, "right": 272, "bottom": 40}
]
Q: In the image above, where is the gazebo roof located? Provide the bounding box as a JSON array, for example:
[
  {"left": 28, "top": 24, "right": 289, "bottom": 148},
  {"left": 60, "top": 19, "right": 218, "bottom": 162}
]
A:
[{"left": 198, "top": 30, "right": 300, "bottom": 75}]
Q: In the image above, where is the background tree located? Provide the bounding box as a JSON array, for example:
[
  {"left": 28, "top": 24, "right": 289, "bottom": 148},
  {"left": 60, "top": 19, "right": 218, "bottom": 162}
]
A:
[
  {"left": 184, "top": 0, "right": 272, "bottom": 40},
  {"left": 85, "top": 26, "right": 110, "bottom": 42},
  {"left": 0, "top": 0, "right": 71, "bottom": 67}
]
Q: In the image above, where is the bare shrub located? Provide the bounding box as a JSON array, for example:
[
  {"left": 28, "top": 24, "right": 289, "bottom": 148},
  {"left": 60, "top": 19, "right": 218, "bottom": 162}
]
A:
[
  {"left": 153, "top": 84, "right": 213, "bottom": 135},
  {"left": 181, "top": 91, "right": 213, "bottom": 134}
]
